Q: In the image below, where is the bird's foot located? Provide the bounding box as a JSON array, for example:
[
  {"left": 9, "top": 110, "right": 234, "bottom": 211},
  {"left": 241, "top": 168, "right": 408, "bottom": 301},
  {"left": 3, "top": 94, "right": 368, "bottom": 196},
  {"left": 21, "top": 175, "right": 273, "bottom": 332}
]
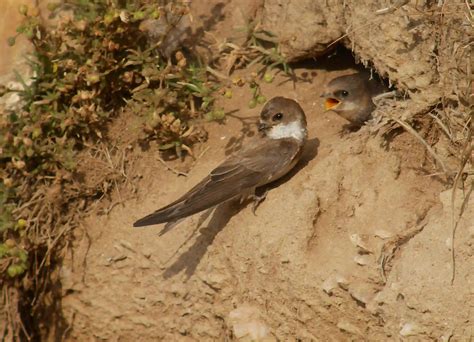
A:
[{"left": 250, "top": 189, "right": 269, "bottom": 215}]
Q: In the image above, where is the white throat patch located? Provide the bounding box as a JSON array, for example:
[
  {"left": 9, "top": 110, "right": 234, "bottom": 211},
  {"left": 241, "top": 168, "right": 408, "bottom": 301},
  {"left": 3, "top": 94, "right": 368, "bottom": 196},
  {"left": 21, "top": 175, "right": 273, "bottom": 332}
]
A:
[
  {"left": 267, "top": 121, "right": 307, "bottom": 141},
  {"left": 337, "top": 101, "right": 358, "bottom": 112}
]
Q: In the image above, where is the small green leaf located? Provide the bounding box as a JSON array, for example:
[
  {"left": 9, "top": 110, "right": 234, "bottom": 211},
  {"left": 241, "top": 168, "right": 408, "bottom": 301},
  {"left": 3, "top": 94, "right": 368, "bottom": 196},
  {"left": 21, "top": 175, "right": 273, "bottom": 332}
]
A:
[
  {"left": 133, "top": 11, "right": 145, "bottom": 21},
  {"left": 0, "top": 244, "right": 9, "bottom": 258},
  {"left": 7, "top": 37, "right": 16, "bottom": 47},
  {"left": 7, "top": 264, "right": 25, "bottom": 277},
  {"left": 159, "top": 143, "right": 177, "bottom": 150},
  {"left": 19, "top": 4, "right": 28, "bottom": 16},
  {"left": 18, "top": 249, "right": 28, "bottom": 263},
  {"left": 263, "top": 73, "right": 274, "bottom": 83},
  {"left": 257, "top": 95, "right": 267, "bottom": 104}
]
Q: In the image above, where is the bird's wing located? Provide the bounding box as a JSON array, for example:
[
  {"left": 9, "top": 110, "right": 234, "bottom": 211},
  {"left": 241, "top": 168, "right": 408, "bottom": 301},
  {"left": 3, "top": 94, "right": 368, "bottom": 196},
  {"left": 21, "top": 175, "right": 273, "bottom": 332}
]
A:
[{"left": 133, "top": 138, "right": 302, "bottom": 227}]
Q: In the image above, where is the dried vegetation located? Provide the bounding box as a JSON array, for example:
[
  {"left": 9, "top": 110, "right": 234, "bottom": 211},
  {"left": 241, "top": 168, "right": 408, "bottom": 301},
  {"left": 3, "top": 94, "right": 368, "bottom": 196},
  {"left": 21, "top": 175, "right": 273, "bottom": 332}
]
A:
[
  {"left": 0, "top": 1, "right": 221, "bottom": 338},
  {"left": 0, "top": 0, "right": 471, "bottom": 339}
]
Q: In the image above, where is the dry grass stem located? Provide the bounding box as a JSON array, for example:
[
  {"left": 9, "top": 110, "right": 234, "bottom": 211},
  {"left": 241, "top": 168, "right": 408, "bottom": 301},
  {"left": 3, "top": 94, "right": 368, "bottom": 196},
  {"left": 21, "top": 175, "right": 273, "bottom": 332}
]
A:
[{"left": 157, "top": 156, "right": 189, "bottom": 177}]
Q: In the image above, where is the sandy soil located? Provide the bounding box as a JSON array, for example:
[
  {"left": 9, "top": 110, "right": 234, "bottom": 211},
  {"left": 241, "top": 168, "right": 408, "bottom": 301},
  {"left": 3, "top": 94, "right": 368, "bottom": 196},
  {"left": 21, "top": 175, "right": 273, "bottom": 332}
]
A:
[
  {"left": 0, "top": 1, "right": 471, "bottom": 341},
  {"left": 36, "top": 1, "right": 472, "bottom": 340},
  {"left": 53, "top": 47, "right": 473, "bottom": 340}
]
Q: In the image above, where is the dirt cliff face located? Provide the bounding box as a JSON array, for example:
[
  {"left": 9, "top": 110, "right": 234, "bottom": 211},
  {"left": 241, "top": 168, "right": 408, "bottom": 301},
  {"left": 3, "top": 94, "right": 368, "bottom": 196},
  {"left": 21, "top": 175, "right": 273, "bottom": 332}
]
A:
[
  {"left": 262, "top": 0, "right": 470, "bottom": 105},
  {"left": 58, "top": 53, "right": 472, "bottom": 340},
  {"left": 2, "top": 0, "right": 470, "bottom": 340},
  {"left": 0, "top": 0, "right": 35, "bottom": 84}
]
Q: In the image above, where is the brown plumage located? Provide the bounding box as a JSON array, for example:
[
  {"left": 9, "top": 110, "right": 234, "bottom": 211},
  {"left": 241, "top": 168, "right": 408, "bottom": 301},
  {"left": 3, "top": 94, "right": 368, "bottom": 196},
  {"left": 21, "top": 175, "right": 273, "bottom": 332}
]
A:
[
  {"left": 321, "top": 71, "right": 387, "bottom": 127},
  {"left": 133, "top": 97, "right": 307, "bottom": 227}
]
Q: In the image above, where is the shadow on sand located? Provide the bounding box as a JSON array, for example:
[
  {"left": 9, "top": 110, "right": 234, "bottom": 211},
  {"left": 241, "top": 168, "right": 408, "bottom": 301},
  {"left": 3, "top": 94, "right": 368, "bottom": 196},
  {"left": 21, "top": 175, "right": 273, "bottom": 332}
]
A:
[{"left": 162, "top": 137, "right": 320, "bottom": 279}]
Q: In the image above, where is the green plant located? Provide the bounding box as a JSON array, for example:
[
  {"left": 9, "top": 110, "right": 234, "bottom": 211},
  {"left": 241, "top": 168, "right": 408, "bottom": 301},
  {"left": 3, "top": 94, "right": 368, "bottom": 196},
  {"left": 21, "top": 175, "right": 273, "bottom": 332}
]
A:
[
  {"left": 0, "top": 2, "right": 221, "bottom": 338},
  {"left": 222, "top": 18, "right": 295, "bottom": 78},
  {"left": 216, "top": 19, "right": 294, "bottom": 109},
  {"left": 0, "top": 183, "right": 28, "bottom": 278},
  {"left": 247, "top": 78, "right": 267, "bottom": 109}
]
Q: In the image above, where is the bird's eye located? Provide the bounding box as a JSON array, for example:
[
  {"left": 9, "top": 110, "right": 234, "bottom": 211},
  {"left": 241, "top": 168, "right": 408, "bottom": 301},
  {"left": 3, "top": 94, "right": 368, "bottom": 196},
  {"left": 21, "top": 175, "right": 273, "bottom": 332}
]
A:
[
  {"left": 341, "top": 90, "right": 349, "bottom": 97},
  {"left": 272, "top": 113, "right": 283, "bottom": 121}
]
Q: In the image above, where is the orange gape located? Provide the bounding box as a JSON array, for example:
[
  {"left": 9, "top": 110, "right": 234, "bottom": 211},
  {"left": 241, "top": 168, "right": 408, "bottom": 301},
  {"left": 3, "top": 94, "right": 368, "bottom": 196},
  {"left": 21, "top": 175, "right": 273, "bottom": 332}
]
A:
[{"left": 324, "top": 98, "right": 340, "bottom": 110}]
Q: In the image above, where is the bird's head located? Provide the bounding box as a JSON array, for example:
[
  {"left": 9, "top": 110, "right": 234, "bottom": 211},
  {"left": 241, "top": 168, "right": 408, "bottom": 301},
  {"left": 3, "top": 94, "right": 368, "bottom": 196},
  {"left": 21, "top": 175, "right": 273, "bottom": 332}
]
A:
[
  {"left": 322, "top": 74, "right": 367, "bottom": 112},
  {"left": 258, "top": 97, "right": 308, "bottom": 142},
  {"left": 321, "top": 72, "right": 378, "bottom": 126}
]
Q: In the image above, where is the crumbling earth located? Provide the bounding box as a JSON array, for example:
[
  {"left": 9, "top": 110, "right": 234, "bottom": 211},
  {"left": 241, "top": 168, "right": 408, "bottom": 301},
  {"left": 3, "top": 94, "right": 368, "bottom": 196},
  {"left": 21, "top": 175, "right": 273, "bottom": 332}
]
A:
[
  {"left": 58, "top": 53, "right": 472, "bottom": 340},
  {"left": 1, "top": 0, "right": 471, "bottom": 340}
]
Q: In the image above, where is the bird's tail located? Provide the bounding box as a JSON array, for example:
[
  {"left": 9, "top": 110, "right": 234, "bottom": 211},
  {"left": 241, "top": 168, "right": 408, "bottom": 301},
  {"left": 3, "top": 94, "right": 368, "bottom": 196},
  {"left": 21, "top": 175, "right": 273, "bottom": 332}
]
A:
[{"left": 133, "top": 204, "right": 186, "bottom": 227}]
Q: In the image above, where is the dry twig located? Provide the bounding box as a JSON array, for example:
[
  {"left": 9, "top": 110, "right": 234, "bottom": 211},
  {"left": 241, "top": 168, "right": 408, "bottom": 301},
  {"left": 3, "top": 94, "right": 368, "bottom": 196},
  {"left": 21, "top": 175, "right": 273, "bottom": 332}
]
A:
[
  {"left": 450, "top": 126, "right": 473, "bottom": 284},
  {"left": 157, "top": 156, "right": 189, "bottom": 177},
  {"left": 390, "top": 116, "right": 450, "bottom": 176},
  {"left": 376, "top": 0, "right": 409, "bottom": 15}
]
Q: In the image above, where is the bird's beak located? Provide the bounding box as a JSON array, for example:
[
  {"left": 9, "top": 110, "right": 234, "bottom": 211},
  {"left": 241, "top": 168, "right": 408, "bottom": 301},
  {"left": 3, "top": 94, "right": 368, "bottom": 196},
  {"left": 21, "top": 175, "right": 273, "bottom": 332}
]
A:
[
  {"left": 258, "top": 121, "right": 269, "bottom": 132},
  {"left": 324, "top": 98, "right": 341, "bottom": 110},
  {"left": 320, "top": 92, "right": 341, "bottom": 110}
]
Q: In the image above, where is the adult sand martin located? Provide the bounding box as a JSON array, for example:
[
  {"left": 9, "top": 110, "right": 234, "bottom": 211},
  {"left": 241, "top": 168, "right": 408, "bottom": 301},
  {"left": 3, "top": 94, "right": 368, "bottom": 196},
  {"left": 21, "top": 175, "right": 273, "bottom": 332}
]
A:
[
  {"left": 133, "top": 96, "right": 308, "bottom": 227},
  {"left": 321, "top": 71, "right": 387, "bottom": 128}
]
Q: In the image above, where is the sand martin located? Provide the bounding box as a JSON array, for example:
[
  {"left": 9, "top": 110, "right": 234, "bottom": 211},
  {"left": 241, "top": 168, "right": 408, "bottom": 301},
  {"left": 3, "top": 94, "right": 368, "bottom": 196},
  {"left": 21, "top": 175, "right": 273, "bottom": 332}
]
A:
[
  {"left": 321, "top": 71, "right": 387, "bottom": 128},
  {"left": 133, "top": 96, "right": 308, "bottom": 227}
]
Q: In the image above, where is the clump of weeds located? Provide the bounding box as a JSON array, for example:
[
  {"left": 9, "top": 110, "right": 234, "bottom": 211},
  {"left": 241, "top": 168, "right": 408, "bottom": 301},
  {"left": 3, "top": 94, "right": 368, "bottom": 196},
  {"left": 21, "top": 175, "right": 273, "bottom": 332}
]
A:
[
  {"left": 0, "top": 1, "right": 222, "bottom": 339},
  {"left": 213, "top": 17, "right": 295, "bottom": 109}
]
